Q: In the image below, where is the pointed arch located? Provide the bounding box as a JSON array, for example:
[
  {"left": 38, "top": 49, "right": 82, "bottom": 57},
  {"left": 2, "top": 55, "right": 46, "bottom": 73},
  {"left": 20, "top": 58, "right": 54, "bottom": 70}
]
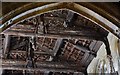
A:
[{"left": 0, "top": 2, "right": 120, "bottom": 38}]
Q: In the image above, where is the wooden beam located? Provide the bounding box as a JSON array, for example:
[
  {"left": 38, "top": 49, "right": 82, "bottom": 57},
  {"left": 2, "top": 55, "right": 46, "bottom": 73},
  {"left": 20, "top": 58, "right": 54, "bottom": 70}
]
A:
[
  {"left": 89, "top": 40, "right": 103, "bottom": 53},
  {"left": 91, "top": 41, "right": 103, "bottom": 53},
  {"left": 83, "top": 54, "right": 95, "bottom": 67},
  {"left": 2, "top": 59, "right": 85, "bottom": 72},
  {"left": 0, "top": 34, "right": 3, "bottom": 58},
  {"left": 52, "top": 38, "right": 63, "bottom": 56},
  {"left": 1, "top": 31, "right": 102, "bottom": 40},
  {"left": 10, "top": 50, "right": 53, "bottom": 55},
  {"left": 1, "top": 66, "right": 79, "bottom": 73},
  {"left": 3, "top": 35, "right": 11, "bottom": 58}
]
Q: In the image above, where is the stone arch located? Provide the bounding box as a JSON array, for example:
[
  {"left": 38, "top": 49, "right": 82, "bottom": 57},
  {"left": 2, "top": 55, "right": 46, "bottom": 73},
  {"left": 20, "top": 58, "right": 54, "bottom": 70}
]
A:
[{"left": 0, "top": 2, "right": 120, "bottom": 39}]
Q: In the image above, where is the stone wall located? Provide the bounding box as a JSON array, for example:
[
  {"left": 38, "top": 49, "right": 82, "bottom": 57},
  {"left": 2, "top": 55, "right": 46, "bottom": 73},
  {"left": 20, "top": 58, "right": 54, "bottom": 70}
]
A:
[{"left": 87, "top": 33, "right": 120, "bottom": 74}]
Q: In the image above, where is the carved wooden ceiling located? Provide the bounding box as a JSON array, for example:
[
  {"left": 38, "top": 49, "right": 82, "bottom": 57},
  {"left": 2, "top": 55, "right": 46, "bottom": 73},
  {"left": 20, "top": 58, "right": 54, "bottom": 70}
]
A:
[
  {"left": 0, "top": 9, "right": 106, "bottom": 75},
  {"left": 3, "top": 9, "right": 109, "bottom": 39},
  {"left": 0, "top": 2, "right": 120, "bottom": 75}
]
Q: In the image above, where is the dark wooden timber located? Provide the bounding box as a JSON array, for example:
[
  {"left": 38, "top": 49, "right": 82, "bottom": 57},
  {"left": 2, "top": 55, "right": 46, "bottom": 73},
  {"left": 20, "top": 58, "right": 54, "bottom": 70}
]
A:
[
  {"left": 2, "top": 31, "right": 102, "bottom": 40},
  {"left": 52, "top": 38, "right": 63, "bottom": 56},
  {"left": 2, "top": 59, "right": 85, "bottom": 72},
  {"left": 3, "top": 35, "right": 11, "bottom": 58}
]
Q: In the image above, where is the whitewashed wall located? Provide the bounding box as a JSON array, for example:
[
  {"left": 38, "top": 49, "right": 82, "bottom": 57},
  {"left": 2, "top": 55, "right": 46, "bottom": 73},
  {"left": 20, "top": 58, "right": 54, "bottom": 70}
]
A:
[{"left": 87, "top": 33, "right": 120, "bottom": 74}]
